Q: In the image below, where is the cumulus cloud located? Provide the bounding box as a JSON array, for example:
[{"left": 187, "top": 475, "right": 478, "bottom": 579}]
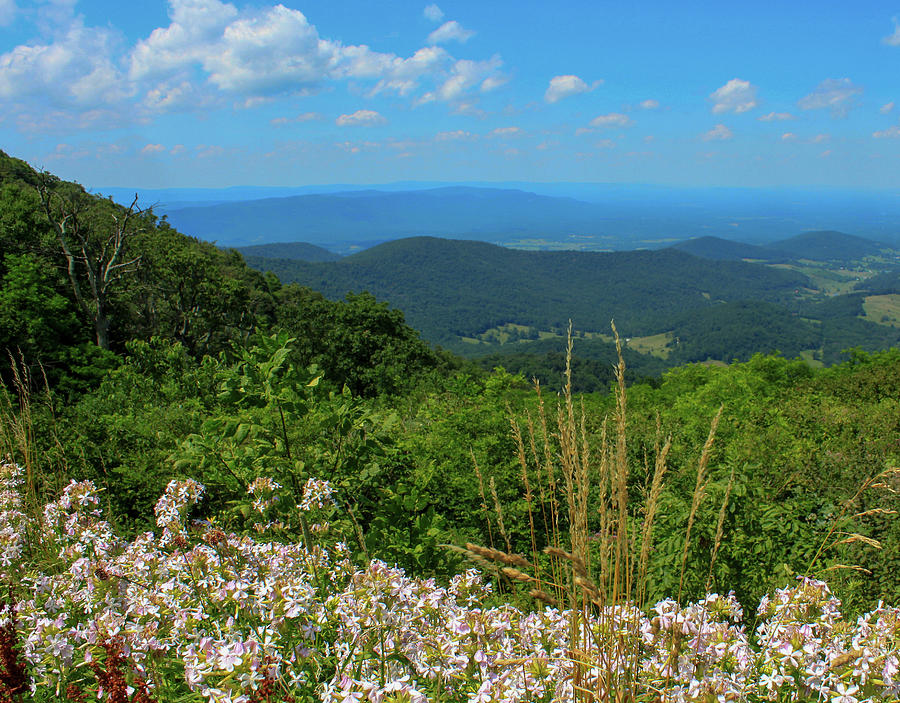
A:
[
  {"left": 133, "top": 0, "right": 500, "bottom": 110},
  {"left": 131, "top": 0, "right": 498, "bottom": 109},
  {"left": 589, "top": 113, "right": 633, "bottom": 128},
  {"left": 435, "top": 129, "right": 474, "bottom": 140},
  {"left": 758, "top": 111, "right": 794, "bottom": 121},
  {"left": 480, "top": 74, "right": 507, "bottom": 92},
  {"left": 781, "top": 132, "right": 797, "bottom": 141},
  {"left": 419, "top": 54, "right": 504, "bottom": 103},
  {"left": 709, "top": 79, "right": 758, "bottom": 114},
  {"left": 427, "top": 20, "right": 475, "bottom": 44},
  {"left": 544, "top": 75, "right": 599, "bottom": 103},
  {"left": 129, "top": 0, "right": 238, "bottom": 82},
  {"left": 141, "top": 143, "right": 166, "bottom": 154},
  {"left": 702, "top": 124, "right": 733, "bottom": 141},
  {"left": 143, "top": 80, "right": 202, "bottom": 113},
  {"left": 451, "top": 100, "right": 486, "bottom": 117},
  {"left": 490, "top": 126, "right": 521, "bottom": 137},
  {"left": 1, "top": 0, "right": 505, "bottom": 133},
  {"left": 883, "top": 17, "right": 900, "bottom": 46},
  {"left": 271, "top": 111, "right": 323, "bottom": 126},
  {"left": 423, "top": 4, "right": 444, "bottom": 22},
  {"left": 639, "top": 99, "right": 659, "bottom": 109},
  {"left": 197, "top": 144, "right": 225, "bottom": 158},
  {"left": 0, "top": 19, "right": 132, "bottom": 108},
  {"left": 798, "top": 78, "right": 862, "bottom": 117},
  {"left": 336, "top": 109, "right": 385, "bottom": 126},
  {"left": 874, "top": 125, "right": 900, "bottom": 138},
  {"left": 881, "top": 101, "right": 895, "bottom": 114}
]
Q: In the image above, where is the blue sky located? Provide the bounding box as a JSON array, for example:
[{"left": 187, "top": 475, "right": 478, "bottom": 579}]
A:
[{"left": 2, "top": 0, "right": 900, "bottom": 190}]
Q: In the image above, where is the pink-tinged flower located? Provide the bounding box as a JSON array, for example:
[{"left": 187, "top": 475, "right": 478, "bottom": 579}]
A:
[
  {"left": 216, "top": 642, "right": 246, "bottom": 672},
  {"left": 831, "top": 681, "right": 860, "bottom": 703},
  {"left": 298, "top": 478, "right": 335, "bottom": 511}
]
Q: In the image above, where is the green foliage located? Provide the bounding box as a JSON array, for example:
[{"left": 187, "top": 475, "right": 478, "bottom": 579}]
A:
[{"left": 252, "top": 237, "right": 810, "bottom": 346}]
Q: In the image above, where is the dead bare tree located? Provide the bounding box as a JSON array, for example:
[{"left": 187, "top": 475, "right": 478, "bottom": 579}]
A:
[{"left": 36, "top": 175, "right": 145, "bottom": 350}]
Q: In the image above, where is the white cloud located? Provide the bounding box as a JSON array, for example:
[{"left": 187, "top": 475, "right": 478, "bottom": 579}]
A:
[
  {"left": 874, "top": 125, "right": 900, "bottom": 138},
  {"left": 427, "top": 20, "right": 475, "bottom": 44},
  {"left": 595, "top": 139, "right": 615, "bottom": 149},
  {"left": 758, "top": 111, "right": 794, "bottom": 121},
  {"left": 709, "top": 78, "right": 758, "bottom": 114},
  {"left": 811, "top": 133, "right": 829, "bottom": 143},
  {"left": 271, "top": 111, "right": 323, "bottom": 125},
  {"left": 0, "top": 19, "right": 132, "bottom": 108},
  {"left": 798, "top": 78, "right": 862, "bottom": 117},
  {"left": 881, "top": 101, "right": 895, "bottom": 114},
  {"left": 423, "top": 4, "right": 444, "bottom": 22},
  {"left": 480, "top": 74, "right": 507, "bottom": 92},
  {"left": 336, "top": 109, "right": 385, "bottom": 126},
  {"left": 781, "top": 132, "right": 797, "bottom": 141},
  {"left": 335, "top": 140, "right": 379, "bottom": 153},
  {"left": 197, "top": 144, "right": 225, "bottom": 158},
  {"left": 435, "top": 129, "right": 474, "bottom": 140},
  {"left": 1, "top": 0, "right": 506, "bottom": 133},
  {"left": 544, "top": 75, "right": 599, "bottom": 103},
  {"left": 883, "top": 17, "right": 900, "bottom": 46},
  {"left": 367, "top": 46, "right": 449, "bottom": 97},
  {"left": 434, "top": 55, "right": 503, "bottom": 102},
  {"left": 141, "top": 143, "right": 166, "bottom": 154},
  {"left": 131, "top": 0, "right": 496, "bottom": 107},
  {"left": 452, "top": 101, "right": 486, "bottom": 117},
  {"left": 143, "top": 80, "right": 202, "bottom": 112},
  {"left": 0, "top": 0, "right": 16, "bottom": 26},
  {"left": 702, "top": 124, "right": 733, "bottom": 141},
  {"left": 170, "top": 144, "right": 185, "bottom": 154},
  {"left": 130, "top": 0, "right": 239, "bottom": 81},
  {"left": 639, "top": 99, "right": 659, "bottom": 109},
  {"left": 490, "top": 126, "right": 521, "bottom": 137},
  {"left": 589, "top": 113, "right": 633, "bottom": 128}
]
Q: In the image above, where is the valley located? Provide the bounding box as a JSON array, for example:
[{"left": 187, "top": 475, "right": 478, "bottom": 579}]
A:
[{"left": 237, "top": 229, "right": 900, "bottom": 388}]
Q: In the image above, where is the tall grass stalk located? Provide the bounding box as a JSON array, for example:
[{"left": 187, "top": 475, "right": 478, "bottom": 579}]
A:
[{"left": 464, "top": 323, "right": 724, "bottom": 701}]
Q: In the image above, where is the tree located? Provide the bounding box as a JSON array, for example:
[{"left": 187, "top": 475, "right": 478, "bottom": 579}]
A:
[{"left": 36, "top": 175, "right": 146, "bottom": 350}]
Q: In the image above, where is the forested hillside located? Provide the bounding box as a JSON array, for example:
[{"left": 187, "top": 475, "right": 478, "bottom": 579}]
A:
[
  {"left": 0, "top": 149, "right": 448, "bottom": 398},
  {"left": 248, "top": 236, "right": 809, "bottom": 340},
  {"left": 245, "top": 234, "right": 900, "bottom": 368}
]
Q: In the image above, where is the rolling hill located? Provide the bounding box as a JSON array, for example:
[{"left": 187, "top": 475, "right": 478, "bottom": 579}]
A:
[
  {"left": 669, "top": 236, "right": 777, "bottom": 261},
  {"left": 244, "top": 236, "right": 812, "bottom": 348},
  {"left": 235, "top": 242, "right": 341, "bottom": 262},
  {"left": 766, "top": 230, "right": 888, "bottom": 261}
]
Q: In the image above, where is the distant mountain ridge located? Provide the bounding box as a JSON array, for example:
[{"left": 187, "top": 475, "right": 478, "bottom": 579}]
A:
[
  {"left": 163, "top": 187, "right": 614, "bottom": 251},
  {"left": 669, "top": 230, "right": 890, "bottom": 263},
  {"left": 103, "top": 183, "right": 900, "bottom": 249},
  {"left": 766, "top": 230, "right": 888, "bottom": 261},
  {"left": 669, "top": 236, "right": 776, "bottom": 261},
  {"left": 236, "top": 242, "right": 340, "bottom": 262}
]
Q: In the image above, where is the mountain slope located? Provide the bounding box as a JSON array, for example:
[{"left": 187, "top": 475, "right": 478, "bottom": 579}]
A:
[
  {"left": 236, "top": 241, "right": 341, "bottom": 262},
  {"left": 669, "top": 236, "right": 779, "bottom": 261},
  {"left": 766, "top": 230, "right": 886, "bottom": 261},
  {"left": 246, "top": 236, "right": 811, "bottom": 347}
]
